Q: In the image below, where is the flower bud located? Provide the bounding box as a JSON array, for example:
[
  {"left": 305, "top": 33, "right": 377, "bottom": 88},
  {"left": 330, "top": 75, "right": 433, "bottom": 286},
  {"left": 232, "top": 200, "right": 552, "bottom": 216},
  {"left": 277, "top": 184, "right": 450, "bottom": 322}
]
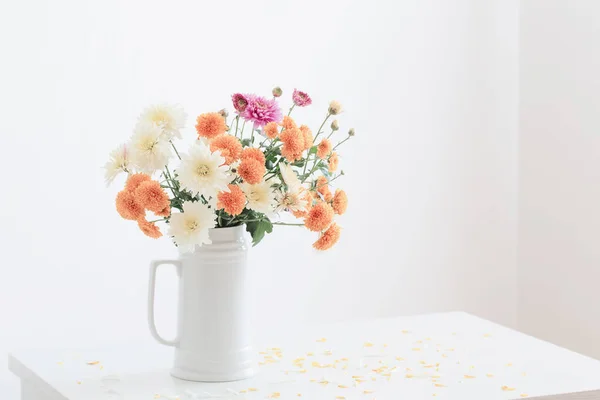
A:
[
  {"left": 348, "top": 128, "right": 355, "bottom": 137},
  {"left": 218, "top": 108, "right": 229, "bottom": 119},
  {"left": 331, "top": 120, "right": 339, "bottom": 131},
  {"left": 272, "top": 87, "right": 283, "bottom": 98},
  {"left": 328, "top": 100, "right": 342, "bottom": 115}
]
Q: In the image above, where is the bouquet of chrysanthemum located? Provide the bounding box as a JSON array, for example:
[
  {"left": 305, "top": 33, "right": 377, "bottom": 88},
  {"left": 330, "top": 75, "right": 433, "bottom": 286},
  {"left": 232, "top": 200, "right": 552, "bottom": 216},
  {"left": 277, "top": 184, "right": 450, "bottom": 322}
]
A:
[{"left": 105, "top": 87, "right": 353, "bottom": 252}]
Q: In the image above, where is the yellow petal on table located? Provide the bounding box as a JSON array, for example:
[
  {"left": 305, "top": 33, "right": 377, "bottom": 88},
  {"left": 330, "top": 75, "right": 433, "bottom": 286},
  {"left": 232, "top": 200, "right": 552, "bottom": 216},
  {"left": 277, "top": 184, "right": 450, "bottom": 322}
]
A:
[
  {"left": 520, "top": 395, "right": 529, "bottom": 398},
  {"left": 86, "top": 361, "right": 100, "bottom": 365},
  {"left": 396, "top": 356, "right": 404, "bottom": 361},
  {"left": 364, "top": 341, "right": 374, "bottom": 347},
  {"left": 412, "top": 348, "right": 421, "bottom": 351},
  {"left": 316, "top": 338, "right": 327, "bottom": 343},
  {"left": 268, "top": 392, "right": 281, "bottom": 398},
  {"left": 336, "top": 397, "right": 346, "bottom": 400},
  {"left": 434, "top": 384, "right": 447, "bottom": 388},
  {"left": 486, "top": 373, "right": 494, "bottom": 378},
  {"left": 464, "top": 375, "right": 476, "bottom": 379},
  {"left": 338, "top": 385, "right": 348, "bottom": 389},
  {"left": 248, "top": 388, "right": 259, "bottom": 392},
  {"left": 363, "top": 390, "right": 375, "bottom": 394},
  {"left": 402, "top": 330, "right": 411, "bottom": 334},
  {"left": 501, "top": 386, "right": 516, "bottom": 391}
]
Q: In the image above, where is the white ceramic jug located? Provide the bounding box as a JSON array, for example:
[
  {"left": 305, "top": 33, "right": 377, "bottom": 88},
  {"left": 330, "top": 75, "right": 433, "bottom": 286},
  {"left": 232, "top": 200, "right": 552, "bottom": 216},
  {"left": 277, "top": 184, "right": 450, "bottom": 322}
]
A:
[{"left": 147, "top": 225, "right": 255, "bottom": 382}]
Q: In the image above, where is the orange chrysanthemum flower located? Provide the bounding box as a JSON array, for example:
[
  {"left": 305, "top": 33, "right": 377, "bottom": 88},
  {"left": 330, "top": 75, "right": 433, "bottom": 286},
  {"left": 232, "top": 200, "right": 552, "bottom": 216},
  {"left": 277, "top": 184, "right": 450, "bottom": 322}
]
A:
[
  {"left": 316, "top": 176, "right": 333, "bottom": 202},
  {"left": 196, "top": 112, "right": 227, "bottom": 139},
  {"left": 332, "top": 189, "right": 348, "bottom": 215},
  {"left": 264, "top": 122, "right": 279, "bottom": 139},
  {"left": 328, "top": 152, "right": 339, "bottom": 172},
  {"left": 155, "top": 205, "right": 171, "bottom": 218},
  {"left": 210, "top": 134, "right": 242, "bottom": 165},
  {"left": 313, "top": 223, "right": 341, "bottom": 251},
  {"left": 137, "top": 218, "right": 162, "bottom": 239},
  {"left": 217, "top": 184, "right": 246, "bottom": 216},
  {"left": 317, "top": 138, "right": 332, "bottom": 159},
  {"left": 116, "top": 190, "right": 145, "bottom": 221},
  {"left": 238, "top": 158, "right": 265, "bottom": 184},
  {"left": 280, "top": 128, "right": 305, "bottom": 161},
  {"left": 241, "top": 147, "right": 266, "bottom": 165},
  {"left": 281, "top": 116, "right": 297, "bottom": 130},
  {"left": 299, "top": 125, "right": 313, "bottom": 151},
  {"left": 125, "top": 173, "right": 151, "bottom": 192},
  {"left": 135, "top": 180, "right": 170, "bottom": 213},
  {"left": 304, "top": 202, "right": 334, "bottom": 232}
]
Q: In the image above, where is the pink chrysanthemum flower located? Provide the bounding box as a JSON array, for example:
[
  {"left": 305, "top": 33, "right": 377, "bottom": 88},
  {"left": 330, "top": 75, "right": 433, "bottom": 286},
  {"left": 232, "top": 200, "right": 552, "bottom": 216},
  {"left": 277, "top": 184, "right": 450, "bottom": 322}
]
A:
[
  {"left": 292, "top": 89, "right": 312, "bottom": 107},
  {"left": 241, "top": 95, "right": 283, "bottom": 128},
  {"left": 232, "top": 93, "right": 250, "bottom": 113}
]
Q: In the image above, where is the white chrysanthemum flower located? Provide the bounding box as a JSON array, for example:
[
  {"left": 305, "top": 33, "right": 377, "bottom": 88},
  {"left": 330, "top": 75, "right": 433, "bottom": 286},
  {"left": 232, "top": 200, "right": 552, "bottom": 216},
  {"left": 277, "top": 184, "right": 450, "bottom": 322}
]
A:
[
  {"left": 168, "top": 201, "right": 215, "bottom": 253},
  {"left": 139, "top": 104, "right": 187, "bottom": 140},
  {"left": 176, "top": 141, "right": 230, "bottom": 199},
  {"left": 129, "top": 121, "right": 172, "bottom": 174},
  {"left": 104, "top": 143, "right": 130, "bottom": 186},
  {"left": 280, "top": 163, "right": 302, "bottom": 190},
  {"left": 241, "top": 180, "right": 276, "bottom": 215},
  {"left": 275, "top": 187, "right": 308, "bottom": 213}
]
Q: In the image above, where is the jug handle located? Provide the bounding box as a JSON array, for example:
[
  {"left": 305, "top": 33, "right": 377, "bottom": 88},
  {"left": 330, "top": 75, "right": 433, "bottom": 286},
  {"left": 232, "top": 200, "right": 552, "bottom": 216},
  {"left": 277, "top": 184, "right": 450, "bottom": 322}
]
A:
[{"left": 148, "top": 259, "right": 182, "bottom": 347}]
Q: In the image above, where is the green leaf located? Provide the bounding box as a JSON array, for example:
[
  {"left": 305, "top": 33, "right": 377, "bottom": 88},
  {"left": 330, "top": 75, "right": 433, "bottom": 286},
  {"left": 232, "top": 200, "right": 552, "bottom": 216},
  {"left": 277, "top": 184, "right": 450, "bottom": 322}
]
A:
[
  {"left": 241, "top": 138, "right": 252, "bottom": 147},
  {"left": 266, "top": 160, "right": 274, "bottom": 169},
  {"left": 245, "top": 219, "right": 273, "bottom": 246},
  {"left": 309, "top": 146, "right": 318, "bottom": 155},
  {"left": 292, "top": 159, "right": 305, "bottom": 167}
]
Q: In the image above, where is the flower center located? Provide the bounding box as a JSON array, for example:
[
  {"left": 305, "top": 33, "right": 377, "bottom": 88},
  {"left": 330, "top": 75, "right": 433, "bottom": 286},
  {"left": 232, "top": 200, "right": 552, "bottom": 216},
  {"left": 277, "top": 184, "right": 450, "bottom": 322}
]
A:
[
  {"left": 186, "top": 220, "right": 198, "bottom": 232},
  {"left": 282, "top": 193, "right": 296, "bottom": 206},
  {"left": 196, "top": 164, "right": 210, "bottom": 176},
  {"left": 143, "top": 138, "right": 156, "bottom": 151}
]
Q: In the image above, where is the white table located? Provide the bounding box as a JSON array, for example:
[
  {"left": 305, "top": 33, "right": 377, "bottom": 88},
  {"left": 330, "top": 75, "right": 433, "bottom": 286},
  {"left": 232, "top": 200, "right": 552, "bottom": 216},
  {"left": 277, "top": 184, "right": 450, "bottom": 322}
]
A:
[{"left": 8, "top": 312, "right": 600, "bottom": 399}]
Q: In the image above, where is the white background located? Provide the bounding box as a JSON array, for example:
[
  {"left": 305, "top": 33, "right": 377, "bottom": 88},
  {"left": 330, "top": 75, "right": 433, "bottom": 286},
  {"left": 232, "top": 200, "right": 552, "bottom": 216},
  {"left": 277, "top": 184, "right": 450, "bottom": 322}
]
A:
[
  {"left": 519, "top": 0, "right": 600, "bottom": 360},
  {"left": 0, "top": 0, "right": 520, "bottom": 396}
]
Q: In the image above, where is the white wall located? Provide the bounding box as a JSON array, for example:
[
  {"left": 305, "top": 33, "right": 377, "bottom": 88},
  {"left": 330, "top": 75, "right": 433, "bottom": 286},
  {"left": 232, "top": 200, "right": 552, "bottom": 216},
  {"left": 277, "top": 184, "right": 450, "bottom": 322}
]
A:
[
  {"left": 0, "top": 0, "right": 518, "bottom": 396},
  {"left": 519, "top": 0, "right": 600, "bottom": 359}
]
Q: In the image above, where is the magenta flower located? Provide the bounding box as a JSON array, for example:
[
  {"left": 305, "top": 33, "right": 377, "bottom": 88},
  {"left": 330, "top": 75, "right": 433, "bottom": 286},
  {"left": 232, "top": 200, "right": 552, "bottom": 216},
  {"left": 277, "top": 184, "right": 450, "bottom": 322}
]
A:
[
  {"left": 292, "top": 89, "right": 312, "bottom": 107},
  {"left": 241, "top": 95, "right": 283, "bottom": 128},
  {"left": 232, "top": 93, "right": 250, "bottom": 113}
]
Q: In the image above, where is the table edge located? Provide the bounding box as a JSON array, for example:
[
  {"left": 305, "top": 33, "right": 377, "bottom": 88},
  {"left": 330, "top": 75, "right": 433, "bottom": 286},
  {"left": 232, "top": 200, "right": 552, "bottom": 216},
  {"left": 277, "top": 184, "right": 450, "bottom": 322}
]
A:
[{"left": 8, "top": 352, "right": 68, "bottom": 400}]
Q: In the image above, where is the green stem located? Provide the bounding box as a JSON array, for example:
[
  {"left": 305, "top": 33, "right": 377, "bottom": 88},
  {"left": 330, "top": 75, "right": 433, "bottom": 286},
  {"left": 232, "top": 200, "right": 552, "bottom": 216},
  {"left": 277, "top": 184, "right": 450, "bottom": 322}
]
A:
[
  {"left": 240, "top": 120, "right": 246, "bottom": 139},
  {"left": 332, "top": 136, "right": 351, "bottom": 152},
  {"left": 326, "top": 128, "right": 335, "bottom": 140},
  {"left": 234, "top": 115, "right": 240, "bottom": 137},
  {"left": 272, "top": 222, "right": 304, "bottom": 226},
  {"left": 312, "top": 113, "right": 331, "bottom": 145},
  {"left": 170, "top": 141, "right": 181, "bottom": 160},
  {"left": 250, "top": 127, "right": 255, "bottom": 144},
  {"left": 162, "top": 171, "right": 177, "bottom": 198},
  {"left": 147, "top": 218, "right": 165, "bottom": 223},
  {"left": 302, "top": 160, "right": 322, "bottom": 184},
  {"left": 288, "top": 104, "right": 296, "bottom": 116}
]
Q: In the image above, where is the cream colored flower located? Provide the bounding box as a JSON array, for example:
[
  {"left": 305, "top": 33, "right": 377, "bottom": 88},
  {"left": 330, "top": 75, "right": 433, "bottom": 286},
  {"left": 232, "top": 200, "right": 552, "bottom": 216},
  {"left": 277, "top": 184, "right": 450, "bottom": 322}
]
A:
[
  {"left": 104, "top": 143, "right": 130, "bottom": 186},
  {"left": 129, "top": 121, "right": 172, "bottom": 174},
  {"left": 176, "top": 141, "right": 230, "bottom": 199},
  {"left": 279, "top": 163, "right": 302, "bottom": 191},
  {"left": 240, "top": 180, "right": 276, "bottom": 215},
  {"left": 275, "top": 187, "right": 308, "bottom": 213},
  {"left": 168, "top": 201, "right": 215, "bottom": 253},
  {"left": 138, "top": 104, "right": 187, "bottom": 140}
]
